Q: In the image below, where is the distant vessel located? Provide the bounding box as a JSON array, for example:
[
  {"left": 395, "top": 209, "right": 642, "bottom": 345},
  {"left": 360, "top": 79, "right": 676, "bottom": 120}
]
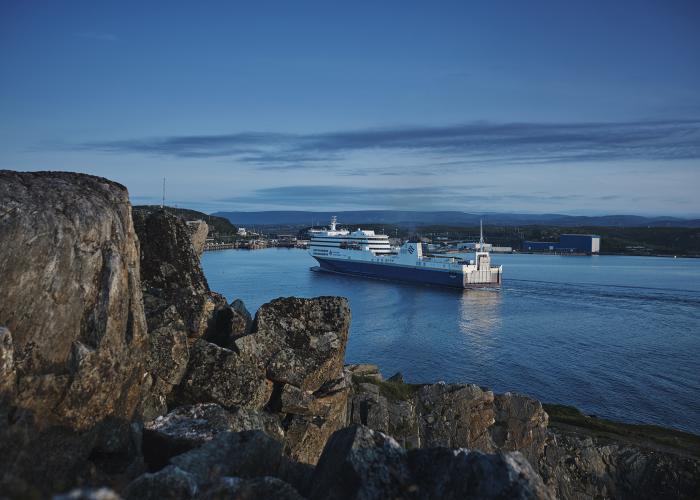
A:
[{"left": 308, "top": 217, "right": 502, "bottom": 288}]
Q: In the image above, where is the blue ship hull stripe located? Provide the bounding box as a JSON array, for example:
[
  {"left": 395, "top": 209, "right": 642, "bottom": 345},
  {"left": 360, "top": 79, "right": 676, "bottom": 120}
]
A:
[{"left": 314, "top": 257, "right": 472, "bottom": 288}]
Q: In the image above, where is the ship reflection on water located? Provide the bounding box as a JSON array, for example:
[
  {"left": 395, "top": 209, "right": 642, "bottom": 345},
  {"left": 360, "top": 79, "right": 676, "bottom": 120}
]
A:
[{"left": 458, "top": 289, "right": 503, "bottom": 339}]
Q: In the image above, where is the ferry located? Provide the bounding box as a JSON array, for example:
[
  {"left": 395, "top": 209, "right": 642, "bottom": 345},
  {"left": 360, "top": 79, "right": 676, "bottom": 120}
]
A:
[{"left": 308, "top": 217, "right": 502, "bottom": 288}]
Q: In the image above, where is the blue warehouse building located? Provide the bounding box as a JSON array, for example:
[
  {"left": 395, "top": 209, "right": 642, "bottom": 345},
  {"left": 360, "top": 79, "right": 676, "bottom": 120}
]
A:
[{"left": 523, "top": 234, "right": 600, "bottom": 254}]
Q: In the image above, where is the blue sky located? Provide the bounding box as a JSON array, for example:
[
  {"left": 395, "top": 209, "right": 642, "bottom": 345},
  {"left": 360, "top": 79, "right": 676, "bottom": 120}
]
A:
[{"left": 1, "top": 0, "right": 699, "bottom": 215}]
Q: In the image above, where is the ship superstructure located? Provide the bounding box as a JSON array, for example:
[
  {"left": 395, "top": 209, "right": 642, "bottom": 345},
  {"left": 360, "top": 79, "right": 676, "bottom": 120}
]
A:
[{"left": 308, "top": 217, "right": 502, "bottom": 288}]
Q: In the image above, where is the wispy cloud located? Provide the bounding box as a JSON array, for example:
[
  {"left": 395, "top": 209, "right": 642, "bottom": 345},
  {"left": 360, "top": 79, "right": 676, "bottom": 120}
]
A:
[
  {"left": 77, "top": 119, "right": 700, "bottom": 169},
  {"left": 217, "top": 184, "right": 626, "bottom": 211},
  {"left": 75, "top": 31, "right": 118, "bottom": 42}
]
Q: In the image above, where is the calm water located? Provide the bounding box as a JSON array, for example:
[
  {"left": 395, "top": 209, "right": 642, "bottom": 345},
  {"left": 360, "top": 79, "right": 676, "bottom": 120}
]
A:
[{"left": 202, "top": 249, "right": 700, "bottom": 434}]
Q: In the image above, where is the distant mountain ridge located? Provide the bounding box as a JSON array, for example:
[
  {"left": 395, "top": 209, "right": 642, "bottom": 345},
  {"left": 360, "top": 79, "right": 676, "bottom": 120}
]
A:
[{"left": 213, "top": 210, "right": 700, "bottom": 228}]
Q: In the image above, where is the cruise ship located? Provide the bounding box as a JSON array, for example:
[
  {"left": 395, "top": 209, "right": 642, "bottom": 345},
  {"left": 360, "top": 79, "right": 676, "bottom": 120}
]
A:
[{"left": 308, "top": 217, "right": 502, "bottom": 288}]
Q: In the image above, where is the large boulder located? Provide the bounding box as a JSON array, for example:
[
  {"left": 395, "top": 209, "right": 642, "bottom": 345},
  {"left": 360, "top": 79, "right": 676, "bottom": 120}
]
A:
[
  {"left": 0, "top": 171, "right": 148, "bottom": 494},
  {"left": 254, "top": 297, "right": 350, "bottom": 391},
  {"left": 174, "top": 337, "right": 271, "bottom": 411},
  {"left": 124, "top": 465, "right": 198, "bottom": 500},
  {"left": 200, "top": 476, "right": 305, "bottom": 500},
  {"left": 310, "top": 425, "right": 553, "bottom": 500},
  {"left": 407, "top": 447, "right": 554, "bottom": 499},
  {"left": 143, "top": 403, "right": 283, "bottom": 469},
  {"left": 166, "top": 430, "right": 313, "bottom": 493},
  {"left": 253, "top": 297, "right": 352, "bottom": 463}
]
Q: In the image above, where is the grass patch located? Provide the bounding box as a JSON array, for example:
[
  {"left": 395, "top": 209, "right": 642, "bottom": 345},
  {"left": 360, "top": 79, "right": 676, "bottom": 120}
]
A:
[
  {"left": 352, "top": 375, "right": 422, "bottom": 402},
  {"left": 544, "top": 403, "right": 700, "bottom": 458}
]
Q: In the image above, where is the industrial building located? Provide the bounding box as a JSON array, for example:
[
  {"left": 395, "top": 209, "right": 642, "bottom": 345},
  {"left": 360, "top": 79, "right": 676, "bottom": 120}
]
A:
[{"left": 522, "top": 234, "right": 600, "bottom": 254}]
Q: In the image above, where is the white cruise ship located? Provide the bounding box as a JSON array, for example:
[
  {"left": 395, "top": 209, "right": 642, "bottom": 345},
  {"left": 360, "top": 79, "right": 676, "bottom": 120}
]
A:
[{"left": 308, "top": 217, "right": 502, "bottom": 288}]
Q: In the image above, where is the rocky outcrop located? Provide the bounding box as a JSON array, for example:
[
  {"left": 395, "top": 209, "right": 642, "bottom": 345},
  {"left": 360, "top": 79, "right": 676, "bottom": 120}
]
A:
[
  {"left": 539, "top": 429, "right": 700, "bottom": 500},
  {"left": 186, "top": 220, "right": 208, "bottom": 257},
  {"left": 3, "top": 171, "right": 698, "bottom": 499},
  {"left": 491, "top": 392, "right": 549, "bottom": 464},
  {"left": 254, "top": 297, "right": 351, "bottom": 463},
  {"left": 133, "top": 209, "right": 228, "bottom": 419},
  {"left": 347, "top": 370, "right": 497, "bottom": 451},
  {"left": 0, "top": 171, "right": 148, "bottom": 495},
  {"left": 347, "top": 367, "right": 700, "bottom": 499},
  {"left": 310, "top": 425, "right": 553, "bottom": 500},
  {"left": 174, "top": 337, "right": 272, "bottom": 411},
  {"left": 143, "top": 403, "right": 284, "bottom": 469}
]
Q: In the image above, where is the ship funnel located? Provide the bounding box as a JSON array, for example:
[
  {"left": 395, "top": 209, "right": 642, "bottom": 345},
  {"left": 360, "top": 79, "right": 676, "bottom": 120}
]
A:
[{"left": 330, "top": 216, "right": 337, "bottom": 231}]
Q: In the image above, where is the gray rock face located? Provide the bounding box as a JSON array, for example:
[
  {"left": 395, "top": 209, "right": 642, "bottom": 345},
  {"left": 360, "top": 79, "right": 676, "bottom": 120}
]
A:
[
  {"left": 133, "top": 209, "right": 225, "bottom": 419},
  {"left": 416, "top": 382, "right": 496, "bottom": 451},
  {"left": 348, "top": 378, "right": 497, "bottom": 452},
  {"left": 175, "top": 337, "right": 272, "bottom": 411},
  {"left": 125, "top": 465, "right": 198, "bottom": 500},
  {"left": 201, "top": 476, "right": 305, "bottom": 500},
  {"left": 0, "top": 171, "right": 148, "bottom": 494},
  {"left": 169, "top": 430, "right": 286, "bottom": 485},
  {"left": 254, "top": 297, "right": 351, "bottom": 391},
  {"left": 310, "top": 425, "right": 553, "bottom": 500},
  {"left": 539, "top": 430, "right": 700, "bottom": 500},
  {"left": 143, "top": 403, "right": 283, "bottom": 469},
  {"left": 408, "top": 447, "right": 554, "bottom": 500},
  {"left": 251, "top": 296, "right": 352, "bottom": 464},
  {"left": 186, "top": 220, "right": 208, "bottom": 257},
  {"left": 310, "top": 425, "right": 410, "bottom": 500},
  {"left": 491, "top": 392, "right": 549, "bottom": 464}
]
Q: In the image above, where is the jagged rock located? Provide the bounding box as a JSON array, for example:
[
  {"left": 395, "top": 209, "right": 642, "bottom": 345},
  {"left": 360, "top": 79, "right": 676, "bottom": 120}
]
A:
[
  {"left": 408, "top": 447, "right": 554, "bottom": 499},
  {"left": 281, "top": 378, "right": 349, "bottom": 464},
  {"left": 416, "top": 383, "right": 496, "bottom": 451},
  {"left": 169, "top": 431, "right": 284, "bottom": 484},
  {"left": 134, "top": 209, "right": 226, "bottom": 419},
  {"left": 491, "top": 392, "right": 549, "bottom": 464},
  {"left": 174, "top": 338, "right": 271, "bottom": 411},
  {"left": 201, "top": 476, "right": 305, "bottom": 500},
  {"left": 250, "top": 297, "right": 351, "bottom": 464},
  {"left": 143, "top": 403, "right": 283, "bottom": 469},
  {"left": 348, "top": 390, "right": 390, "bottom": 434},
  {"left": 125, "top": 465, "right": 198, "bottom": 500},
  {"left": 311, "top": 425, "right": 552, "bottom": 500},
  {"left": 539, "top": 429, "right": 700, "bottom": 500},
  {"left": 387, "top": 372, "right": 404, "bottom": 384},
  {"left": 0, "top": 171, "right": 148, "bottom": 494},
  {"left": 185, "top": 220, "right": 208, "bottom": 256},
  {"left": 254, "top": 297, "right": 351, "bottom": 391},
  {"left": 310, "top": 425, "right": 411, "bottom": 500},
  {"left": 54, "top": 487, "right": 123, "bottom": 500},
  {"left": 231, "top": 299, "right": 253, "bottom": 333},
  {"left": 346, "top": 363, "right": 383, "bottom": 382},
  {"left": 133, "top": 209, "right": 217, "bottom": 340}
]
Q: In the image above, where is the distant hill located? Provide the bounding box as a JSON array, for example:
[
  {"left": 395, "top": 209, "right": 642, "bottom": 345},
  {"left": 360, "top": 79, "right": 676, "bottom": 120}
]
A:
[
  {"left": 135, "top": 205, "right": 237, "bottom": 235},
  {"left": 213, "top": 210, "right": 700, "bottom": 228}
]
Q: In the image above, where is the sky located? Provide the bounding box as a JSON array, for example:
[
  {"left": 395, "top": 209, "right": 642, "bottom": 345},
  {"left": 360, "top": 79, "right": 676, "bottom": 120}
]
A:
[{"left": 1, "top": 0, "right": 699, "bottom": 216}]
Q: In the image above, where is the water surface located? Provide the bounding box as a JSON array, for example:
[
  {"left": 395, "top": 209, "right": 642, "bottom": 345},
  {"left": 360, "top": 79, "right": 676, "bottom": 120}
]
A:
[{"left": 202, "top": 249, "right": 700, "bottom": 434}]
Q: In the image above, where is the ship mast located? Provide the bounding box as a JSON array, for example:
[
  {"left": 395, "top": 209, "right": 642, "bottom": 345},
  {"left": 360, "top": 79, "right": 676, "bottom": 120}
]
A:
[{"left": 479, "top": 219, "right": 484, "bottom": 251}]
